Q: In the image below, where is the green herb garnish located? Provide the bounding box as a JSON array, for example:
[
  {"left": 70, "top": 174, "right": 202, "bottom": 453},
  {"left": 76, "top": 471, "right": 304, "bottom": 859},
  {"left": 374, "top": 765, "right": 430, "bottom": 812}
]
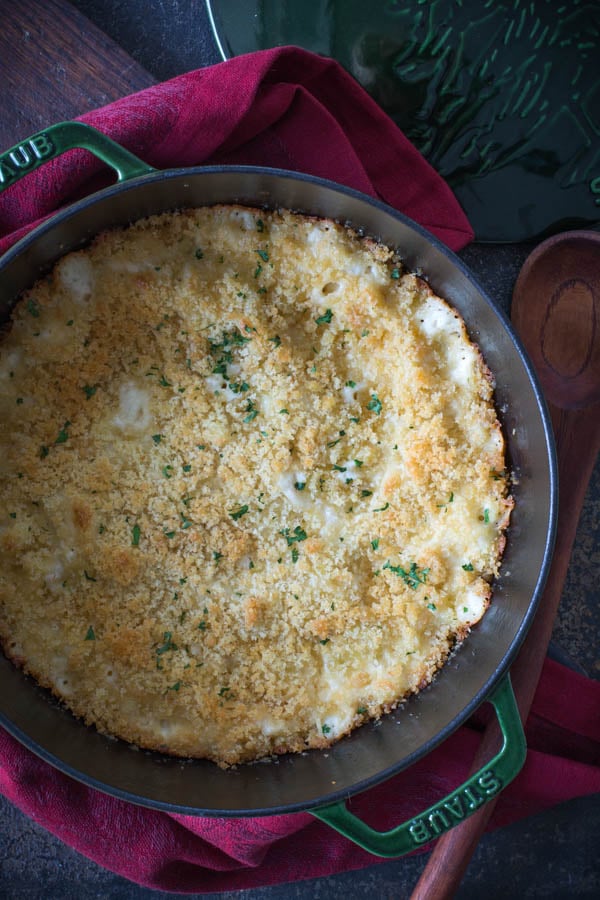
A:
[
  {"left": 54, "top": 421, "right": 71, "bottom": 444},
  {"left": 367, "top": 394, "right": 382, "bottom": 415},
  {"left": 315, "top": 309, "right": 333, "bottom": 325},
  {"left": 229, "top": 504, "right": 249, "bottom": 521},
  {"left": 281, "top": 526, "right": 307, "bottom": 545},
  {"left": 243, "top": 399, "right": 258, "bottom": 423},
  {"left": 383, "top": 560, "right": 430, "bottom": 590},
  {"left": 132, "top": 524, "right": 141, "bottom": 546}
]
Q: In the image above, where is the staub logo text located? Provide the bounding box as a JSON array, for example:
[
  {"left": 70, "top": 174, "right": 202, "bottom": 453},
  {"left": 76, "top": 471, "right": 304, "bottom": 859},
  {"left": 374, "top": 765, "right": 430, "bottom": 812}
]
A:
[
  {"left": 0, "top": 133, "right": 55, "bottom": 185},
  {"left": 409, "top": 769, "right": 503, "bottom": 844}
]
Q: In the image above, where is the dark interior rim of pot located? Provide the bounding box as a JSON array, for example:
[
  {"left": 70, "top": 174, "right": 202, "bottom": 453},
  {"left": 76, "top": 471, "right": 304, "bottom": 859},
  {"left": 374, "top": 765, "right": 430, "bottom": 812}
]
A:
[{"left": 0, "top": 167, "right": 558, "bottom": 815}]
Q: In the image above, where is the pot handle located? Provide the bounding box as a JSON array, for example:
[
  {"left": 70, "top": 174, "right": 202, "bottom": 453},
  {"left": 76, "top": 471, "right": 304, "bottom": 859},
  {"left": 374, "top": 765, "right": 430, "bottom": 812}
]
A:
[
  {"left": 0, "top": 121, "right": 155, "bottom": 193},
  {"left": 311, "top": 673, "right": 525, "bottom": 857}
]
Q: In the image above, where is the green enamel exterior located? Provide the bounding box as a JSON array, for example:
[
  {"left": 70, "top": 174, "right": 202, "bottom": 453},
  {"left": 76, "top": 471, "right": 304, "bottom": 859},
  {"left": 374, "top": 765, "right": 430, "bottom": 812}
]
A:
[
  {"left": 311, "top": 673, "right": 526, "bottom": 857},
  {"left": 0, "top": 121, "right": 155, "bottom": 193},
  {"left": 208, "top": 0, "right": 600, "bottom": 241}
]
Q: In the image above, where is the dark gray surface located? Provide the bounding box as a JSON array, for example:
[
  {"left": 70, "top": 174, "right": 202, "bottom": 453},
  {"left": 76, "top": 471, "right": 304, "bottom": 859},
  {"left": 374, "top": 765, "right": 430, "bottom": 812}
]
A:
[{"left": 1, "top": 1, "right": 598, "bottom": 897}]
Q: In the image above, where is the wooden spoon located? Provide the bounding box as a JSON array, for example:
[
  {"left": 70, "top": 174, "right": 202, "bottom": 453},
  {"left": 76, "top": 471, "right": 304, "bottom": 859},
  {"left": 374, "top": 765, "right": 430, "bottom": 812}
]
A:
[{"left": 411, "top": 230, "right": 600, "bottom": 900}]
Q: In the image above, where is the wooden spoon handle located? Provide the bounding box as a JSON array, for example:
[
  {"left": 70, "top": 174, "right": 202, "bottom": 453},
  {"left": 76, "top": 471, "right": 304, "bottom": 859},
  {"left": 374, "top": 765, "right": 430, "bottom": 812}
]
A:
[{"left": 411, "top": 406, "right": 600, "bottom": 900}]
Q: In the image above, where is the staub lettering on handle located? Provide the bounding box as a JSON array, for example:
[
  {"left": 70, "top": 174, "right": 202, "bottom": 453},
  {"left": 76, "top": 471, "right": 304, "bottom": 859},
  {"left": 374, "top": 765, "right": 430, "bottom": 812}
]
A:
[
  {"left": 408, "top": 769, "right": 503, "bottom": 845},
  {"left": 0, "top": 133, "right": 55, "bottom": 186}
]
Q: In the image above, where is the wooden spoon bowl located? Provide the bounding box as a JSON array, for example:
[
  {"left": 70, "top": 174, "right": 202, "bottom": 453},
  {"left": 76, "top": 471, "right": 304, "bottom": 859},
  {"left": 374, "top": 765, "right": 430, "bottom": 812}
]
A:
[{"left": 512, "top": 230, "right": 600, "bottom": 409}]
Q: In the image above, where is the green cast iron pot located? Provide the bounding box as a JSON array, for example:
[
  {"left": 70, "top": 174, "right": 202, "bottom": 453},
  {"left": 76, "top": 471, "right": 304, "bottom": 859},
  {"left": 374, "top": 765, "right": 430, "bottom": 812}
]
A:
[{"left": 0, "top": 123, "right": 557, "bottom": 856}]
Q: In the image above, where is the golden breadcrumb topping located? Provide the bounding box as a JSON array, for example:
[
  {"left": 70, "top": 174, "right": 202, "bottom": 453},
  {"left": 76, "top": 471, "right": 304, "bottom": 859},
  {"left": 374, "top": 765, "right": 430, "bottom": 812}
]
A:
[{"left": 0, "top": 206, "right": 511, "bottom": 765}]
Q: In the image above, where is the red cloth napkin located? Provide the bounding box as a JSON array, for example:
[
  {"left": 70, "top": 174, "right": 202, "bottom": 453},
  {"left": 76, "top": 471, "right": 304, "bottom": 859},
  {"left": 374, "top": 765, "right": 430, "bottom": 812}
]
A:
[
  {"left": 0, "top": 46, "right": 473, "bottom": 254},
  {"left": 0, "top": 46, "right": 598, "bottom": 893}
]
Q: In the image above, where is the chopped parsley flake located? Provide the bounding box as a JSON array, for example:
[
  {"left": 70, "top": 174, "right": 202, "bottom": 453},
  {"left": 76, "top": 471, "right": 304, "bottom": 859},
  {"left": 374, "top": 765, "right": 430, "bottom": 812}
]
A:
[
  {"left": 243, "top": 399, "right": 259, "bottom": 422},
  {"left": 294, "top": 481, "right": 306, "bottom": 491},
  {"left": 27, "top": 299, "right": 40, "bottom": 317},
  {"left": 84, "top": 626, "right": 95, "bottom": 641},
  {"left": 256, "top": 248, "right": 269, "bottom": 262},
  {"left": 383, "top": 560, "right": 430, "bottom": 590},
  {"left": 279, "top": 408, "right": 289, "bottom": 414},
  {"left": 256, "top": 218, "right": 265, "bottom": 232},
  {"left": 218, "top": 686, "right": 231, "bottom": 697},
  {"left": 55, "top": 421, "right": 71, "bottom": 444},
  {"left": 268, "top": 335, "right": 281, "bottom": 346},
  {"left": 315, "top": 308, "right": 333, "bottom": 325},
  {"left": 182, "top": 464, "right": 192, "bottom": 473},
  {"left": 254, "top": 264, "right": 263, "bottom": 278},
  {"left": 371, "top": 538, "right": 380, "bottom": 550},
  {"left": 281, "top": 526, "right": 307, "bottom": 545},
  {"left": 152, "top": 434, "right": 163, "bottom": 445},
  {"left": 319, "top": 638, "right": 330, "bottom": 645},
  {"left": 483, "top": 508, "right": 490, "bottom": 523},
  {"left": 83, "top": 384, "right": 97, "bottom": 399},
  {"left": 354, "top": 459, "right": 363, "bottom": 467},
  {"left": 374, "top": 502, "right": 389, "bottom": 512},
  {"left": 156, "top": 631, "right": 177, "bottom": 661},
  {"left": 322, "top": 724, "right": 331, "bottom": 735},
  {"left": 367, "top": 394, "right": 382, "bottom": 415},
  {"left": 427, "top": 602, "right": 437, "bottom": 611},
  {"left": 195, "top": 248, "right": 204, "bottom": 259},
  {"left": 391, "top": 267, "right": 401, "bottom": 279},
  {"left": 291, "top": 547, "right": 299, "bottom": 563},
  {"left": 357, "top": 706, "right": 367, "bottom": 715},
  {"left": 462, "top": 563, "right": 474, "bottom": 571},
  {"left": 167, "top": 681, "right": 182, "bottom": 691},
  {"left": 163, "top": 529, "right": 176, "bottom": 539},
  {"left": 213, "top": 551, "right": 223, "bottom": 563},
  {"left": 361, "top": 489, "right": 373, "bottom": 497},
  {"left": 229, "top": 504, "right": 249, "bottom": 520},
  {"left": 345, "top": 380, "right": 356, "bottom": 388},
  {"left": 162, "top": 465, "right": 173, "bottom": 478},
  {"left": 131, "top": 524, "right": 141, "bottom": 546}
]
